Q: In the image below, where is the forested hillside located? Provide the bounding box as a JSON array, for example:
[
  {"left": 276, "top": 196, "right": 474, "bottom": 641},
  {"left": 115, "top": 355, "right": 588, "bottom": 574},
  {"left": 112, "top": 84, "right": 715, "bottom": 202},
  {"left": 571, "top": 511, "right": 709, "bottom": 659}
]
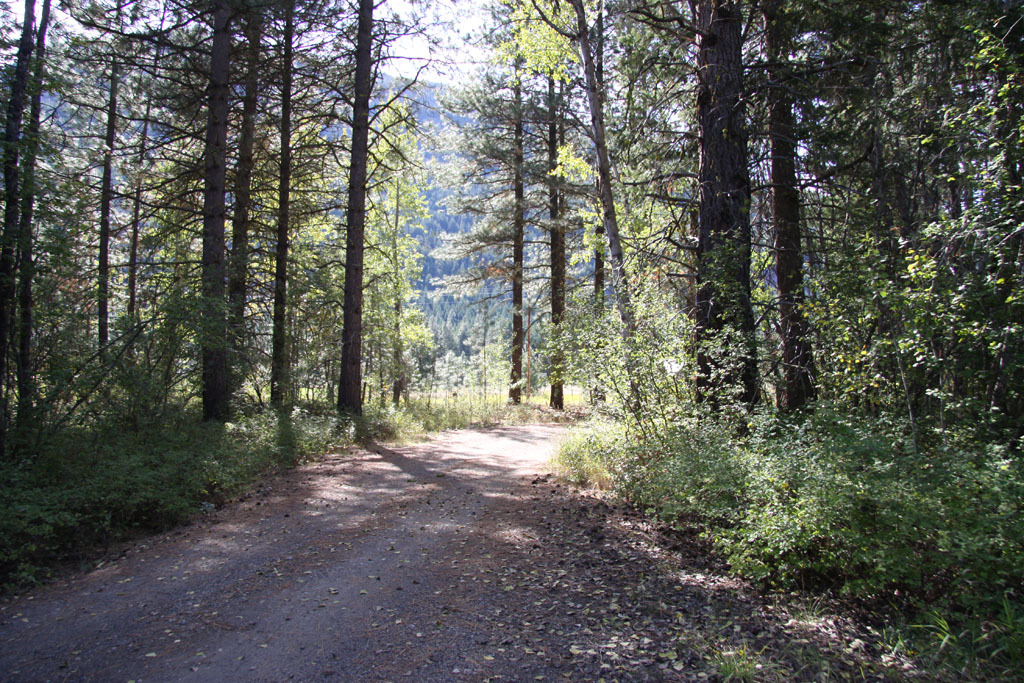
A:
[{"left": 1, "top": 0, "right": 1022, "bottom": 677}]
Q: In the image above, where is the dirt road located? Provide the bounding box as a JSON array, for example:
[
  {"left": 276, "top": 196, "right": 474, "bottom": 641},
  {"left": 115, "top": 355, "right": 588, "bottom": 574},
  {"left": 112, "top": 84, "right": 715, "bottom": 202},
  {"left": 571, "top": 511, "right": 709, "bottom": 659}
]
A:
[{"left": 0, "top": 425, "right": 898, "bottom": 681}]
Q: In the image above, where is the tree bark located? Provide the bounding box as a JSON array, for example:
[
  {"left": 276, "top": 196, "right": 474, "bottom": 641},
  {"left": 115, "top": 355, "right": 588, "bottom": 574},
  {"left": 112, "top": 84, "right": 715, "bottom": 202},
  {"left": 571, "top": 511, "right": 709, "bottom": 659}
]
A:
[
  {"left": 228, "top": 12, "right": 262, "bottom": 396},
  {"left": 509, "top": 73, "right": 524, "bottom": 405},
  {"left": 694, "top": 0, "right": 758, "bottom": 408},
  {"left": 548, "top": 77, "right": 565, "bottom": 410},
  {"left": 338, "top": 0, "right": 374, "bottom": 416},
  {"left": 127, "top": 107, "right": 149, "bottom": 322},
  {"left": 593, "top": 3, "right": 605, "bottom": 308},
  {"left": 764, "top": 0, "right": 814, "bottom": 411},
  {"left": 98, "top": 54, "right": 120, "bottom": 351},
  {"left": 270, "top": 1, "right": 294, "bottom": 409},
  {"left": 569, "top": 0, "right": 634, "bottom": 334},
  {"left": 0, "top": 0, "right": 36, "bottom": 451},
  {"left": 391, "top": 181, "right": 405, "bottom": 406},
  {"left": 201, "top": 1, "right": 232, "bottom": 421},
  {"left": 15, "top": 0, "right": 50, "bottom": 421}
]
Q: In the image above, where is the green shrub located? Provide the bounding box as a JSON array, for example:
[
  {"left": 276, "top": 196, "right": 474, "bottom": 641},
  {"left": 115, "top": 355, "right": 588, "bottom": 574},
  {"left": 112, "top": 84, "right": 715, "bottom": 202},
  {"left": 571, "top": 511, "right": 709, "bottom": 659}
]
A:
[
  {"left": 624, "top": 416, "right": 747, "bottom": 528},
  {"left": 0, "top": 407, "right": 343, "bottom": 590},
  {"left": 553, "top": 418, "right": 629, "bottom": 489},
  {"left": 717, "top": 409, "right": 1024, "bottom": 609},
  {"left": 556, "top": 406, "right": 1024, "bottom": 677}
]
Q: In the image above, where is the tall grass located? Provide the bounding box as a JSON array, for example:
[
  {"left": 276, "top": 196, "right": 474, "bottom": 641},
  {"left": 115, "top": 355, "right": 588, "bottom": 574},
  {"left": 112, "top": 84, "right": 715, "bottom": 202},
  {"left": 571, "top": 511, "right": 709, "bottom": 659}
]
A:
[{"left": 363, "top": 390, "right": 580, "bottom": 440}]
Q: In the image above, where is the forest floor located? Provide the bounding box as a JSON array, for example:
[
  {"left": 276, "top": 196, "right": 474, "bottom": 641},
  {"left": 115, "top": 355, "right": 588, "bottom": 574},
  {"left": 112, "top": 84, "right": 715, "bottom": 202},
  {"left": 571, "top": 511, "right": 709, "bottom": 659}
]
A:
[{"left": 0, "top": 424, "right": 915, "bottom": 681}]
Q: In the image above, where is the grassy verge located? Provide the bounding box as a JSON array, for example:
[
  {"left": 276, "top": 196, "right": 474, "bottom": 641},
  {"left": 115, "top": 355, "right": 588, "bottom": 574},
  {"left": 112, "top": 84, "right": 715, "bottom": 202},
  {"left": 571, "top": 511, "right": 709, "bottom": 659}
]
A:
[{"left": 362, "top": 392, "right": 583, "bottom": 441}]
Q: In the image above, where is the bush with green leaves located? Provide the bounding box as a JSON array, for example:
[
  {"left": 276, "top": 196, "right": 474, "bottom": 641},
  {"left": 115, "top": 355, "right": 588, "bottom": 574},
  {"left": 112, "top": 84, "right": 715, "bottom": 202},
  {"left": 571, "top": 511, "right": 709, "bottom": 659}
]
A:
[
  {"left": 733, "top": 411, "right": 1024, "bottom": 614},
  {"left": 0, "top": 407, "right": 342, "bottom": 590},
  {"left": 557, "top": 404, "right": 1024, "bottom": 674},
  {"left": 554, "top": 417, "right": 631, "bottom": 490}
]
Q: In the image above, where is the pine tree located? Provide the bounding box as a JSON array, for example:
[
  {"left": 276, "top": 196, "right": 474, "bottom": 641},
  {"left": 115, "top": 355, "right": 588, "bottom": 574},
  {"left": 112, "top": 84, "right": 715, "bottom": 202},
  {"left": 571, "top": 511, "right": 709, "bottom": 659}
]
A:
[{"left": 338, "top": 0, "right": 375, "bottom": 415}]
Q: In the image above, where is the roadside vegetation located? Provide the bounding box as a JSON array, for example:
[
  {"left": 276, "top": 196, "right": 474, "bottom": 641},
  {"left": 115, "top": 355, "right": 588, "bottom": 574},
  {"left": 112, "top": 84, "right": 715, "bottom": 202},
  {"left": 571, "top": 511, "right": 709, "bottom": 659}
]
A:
[
  {"left": 0, "top": 392, "right": 564, "bottom": 591},
  {"left": 2, "top": 0, "right": 1022, "bottom": 678},
  {"left": 557, "top": 400, "right": 1024, "bottom": 679}
]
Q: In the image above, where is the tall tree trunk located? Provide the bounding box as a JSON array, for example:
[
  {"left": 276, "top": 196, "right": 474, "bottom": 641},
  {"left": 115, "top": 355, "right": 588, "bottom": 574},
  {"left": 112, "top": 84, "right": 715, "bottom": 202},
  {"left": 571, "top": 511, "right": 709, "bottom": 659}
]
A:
[
  {"left": 228, "top": 12, "right": 262, "bottom": 396},
  {"left": 128, "top": 2, "right": 167, "bottom": 323},
  {"left": 569, "top": 0, "right": 634, "bottom": 334},
  {"left": 15, "top": 0, "right": 50, "bottom": 421},
  {"left": 98, "top": 52, "right": 120, "bottom": 350},
  {"left": 509, "top": 73, "right": 524, "bottom": 405},
  {"left": 392, "top": 301, "right": 403, "bottom": 404},
  {"left": 391, "top": 181, "right": 404, "bottom": 406},
  {"left": 0, "top": 0, "right": 36, "bottom": 452},
  {"left": 764, "top": 0, "right": 814, "bottom": 411},
  {"left": 201, "top": 1, "right": 232, "bottom": 421},
  {"left": 593, "top": 2, "right": 605, "bottom": 307},
  {"left": 548, "top": 77, "right": 565, "bottom": 410},
  {"left": 338, "top": 0, "right": 374, "bottom": 415},
  {"left": 270, "top": 1, "right": 294, "bottom": 409},
  {"left": 694, "top": 0, "right": 758, "bottom": 408},
  {"left": 127, "top": 106, "right": 150, "bottom": 322}
]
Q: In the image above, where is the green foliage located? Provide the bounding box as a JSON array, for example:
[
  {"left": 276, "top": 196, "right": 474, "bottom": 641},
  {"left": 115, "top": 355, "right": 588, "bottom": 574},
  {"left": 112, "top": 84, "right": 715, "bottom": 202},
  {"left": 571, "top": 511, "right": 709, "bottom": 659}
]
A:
[
  {"left": 620, "top": 415, "right": 747, "bottom": 529},
  {"left": 720, "top": 410, "right": 1023, "bottom": 602},
  {"left": 498, "top": 0, "right": 578, "bottom": 81},
  {"left": 0, "top": 408, "right": 341, "bottom": 590},
  {"left": 557, "top": 405, "right": 1024, "bottom": 676},
  {"left": 553, "top": 417, "right": 628, "bottom": 489},
  {"left": 912, "top": 596, "right": 1024, "bottom": 679},
  {"left": 367, "top": 392, "right": 563, "bottom": 441},
  {"left": 562, "top": 277, "right": 699, "bottom": 423}
]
